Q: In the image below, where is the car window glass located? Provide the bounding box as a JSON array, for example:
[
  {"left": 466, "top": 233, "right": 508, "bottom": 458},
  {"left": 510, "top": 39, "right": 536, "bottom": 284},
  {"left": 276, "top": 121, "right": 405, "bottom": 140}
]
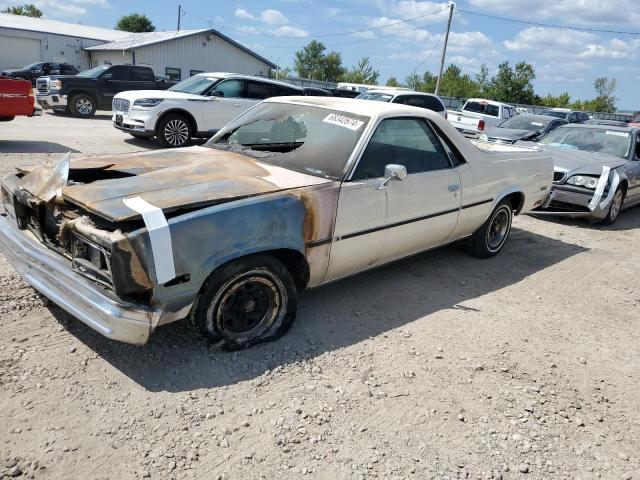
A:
[
  {"left": 246, "top": 81, "right": 276, "bottom": 100},
  {"left": 132, "top": 68, "right": 154, "bottom": 81},
  {"left": 352, "top": 118, "right": 451, "bottom": 180},
  {"left": 214, "top": 79, "right": 244, "bottom": 98},
  {"left": 108, "top": 66, "right": 130, "bottom": 80},
  {"left": 636, "top": 136, "right": 640, "bottom": 158}
]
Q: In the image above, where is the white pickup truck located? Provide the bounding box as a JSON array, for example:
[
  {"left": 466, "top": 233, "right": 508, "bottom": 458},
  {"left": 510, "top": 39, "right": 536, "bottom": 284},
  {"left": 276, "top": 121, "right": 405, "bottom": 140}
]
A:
[{"left": 448, "top": 98, "right": 518, "bottom": 137}]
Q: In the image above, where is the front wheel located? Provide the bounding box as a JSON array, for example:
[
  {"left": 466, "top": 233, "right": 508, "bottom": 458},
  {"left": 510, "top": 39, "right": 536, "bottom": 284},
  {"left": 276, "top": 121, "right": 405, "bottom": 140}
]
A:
[
  {"left": 69, "top": 94, "right": 96, "bottom": 117},
  {"left": 467, "top": 201, "right": 513, "bottom": 258},
  {"left": 156, "top": 114, "right": 192, "bottom": 148},
  {"left": 600, "top": 187, "right": 625, "bottom": 226},
  {"left": 190, "top": 255, "right": 298, "bottom": 350}
]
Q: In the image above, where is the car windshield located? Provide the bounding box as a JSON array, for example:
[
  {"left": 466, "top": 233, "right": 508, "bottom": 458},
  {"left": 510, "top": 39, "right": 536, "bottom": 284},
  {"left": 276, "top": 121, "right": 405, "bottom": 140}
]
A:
[
  {"left": 24, "top": 62, "right": 42, "bottom": 70},
  {"left": 356, "top": 92, "right": 393, "bottom": 102},
  {"left": 464, "top": 101, "right": 499, "bottom": 117},
  {"left": 169, "top": 75, "right": 220, "bottom": 94},
  {"left": 500, "top": 116, "right": 551, "bottom": 130},
  {"left": 206, "top": 102, "right": 369, "bottom": 180},
  {"left": 539, "top": 110, "right": 568, "bottom": 120},
  {"left": 78, "top": 66, "right": 110, "bottom": 78},
  {"left": 540, "top": 126, "right": 632, "bottom": 159}
]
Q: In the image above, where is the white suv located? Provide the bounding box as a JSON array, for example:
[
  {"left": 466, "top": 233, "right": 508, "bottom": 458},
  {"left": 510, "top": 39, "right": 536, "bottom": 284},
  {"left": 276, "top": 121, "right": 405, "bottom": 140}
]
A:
[
  {"left": 112, "top": 73, "right": 304, "bottom": 147},
  {"left": 356, "top": 90, "right": 448, "bottom": 118}
]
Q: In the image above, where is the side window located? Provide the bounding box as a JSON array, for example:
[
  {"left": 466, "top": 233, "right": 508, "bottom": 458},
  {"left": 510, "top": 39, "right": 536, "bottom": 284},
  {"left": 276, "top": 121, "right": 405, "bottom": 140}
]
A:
[
  {"left": 636, "top": 135, "right": 640, "bottom": 159},
  {"left": 352, "top": 118, "right": 452, "bottom": 180},
  {"left": 132, "top": 67, "right": 154, "bottom": 81},
  {"left": 246, "top": 81, "right": 276, "bottom": 100},
  {"left": 569, "top": 112, "right": 578, "bottom": 123},
  {"left": 417, "top": 96, "right": 445, "bottom": 112},
  {"left": 61, "top": 64, "right": 75, "bottom": 74},
  {"left": 214, "top": 79, "right": 244, "bottom": 98},
  {"left": 276, "top": 85, "right": 301, "bottom": 96},
  {"left": 108, "top": 66, "right": 130, "bottom": 80}
]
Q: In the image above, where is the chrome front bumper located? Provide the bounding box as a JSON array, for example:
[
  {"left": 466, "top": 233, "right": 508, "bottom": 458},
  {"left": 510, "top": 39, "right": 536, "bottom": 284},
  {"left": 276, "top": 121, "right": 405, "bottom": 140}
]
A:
[
  {"left": 0, "top": 214, "right": 160, "bottom": 345},
  {"left": 36, "top": 93, "right": 67, "bottom": 109}
]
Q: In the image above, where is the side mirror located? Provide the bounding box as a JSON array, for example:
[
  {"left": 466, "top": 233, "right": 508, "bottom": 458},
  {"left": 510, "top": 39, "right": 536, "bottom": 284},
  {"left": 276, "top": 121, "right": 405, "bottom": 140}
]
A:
[
  {"left": 377, "top": 164, "right": 407, "bottom": 189},
  {"left": 210, "top": 90, "right": 224, "bottom": 97}
]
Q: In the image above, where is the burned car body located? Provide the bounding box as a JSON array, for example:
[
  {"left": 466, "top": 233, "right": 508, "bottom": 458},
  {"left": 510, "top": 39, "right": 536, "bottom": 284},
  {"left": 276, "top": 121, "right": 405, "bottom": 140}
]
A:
[
  {"left": 0, "top": 97, "right": 552, "bottom": 348},
  {"left": 529, "top": 124, "right": 640, "bottom": 224}
]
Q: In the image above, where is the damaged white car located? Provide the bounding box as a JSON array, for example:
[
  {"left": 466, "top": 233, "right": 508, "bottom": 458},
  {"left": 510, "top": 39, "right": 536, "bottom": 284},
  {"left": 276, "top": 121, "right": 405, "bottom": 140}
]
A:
[{"left": 0, "top": 98, "right": 552, "bottom": 348}]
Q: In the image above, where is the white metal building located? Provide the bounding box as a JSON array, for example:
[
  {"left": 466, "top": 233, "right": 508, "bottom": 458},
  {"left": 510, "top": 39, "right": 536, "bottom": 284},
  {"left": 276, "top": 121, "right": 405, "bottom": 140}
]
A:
[
  {"left": 0, "top": 13, "right": 277, "bottom": 79},
  {"left": 85, "top": 29, "right": 277, "bottom": 81}
]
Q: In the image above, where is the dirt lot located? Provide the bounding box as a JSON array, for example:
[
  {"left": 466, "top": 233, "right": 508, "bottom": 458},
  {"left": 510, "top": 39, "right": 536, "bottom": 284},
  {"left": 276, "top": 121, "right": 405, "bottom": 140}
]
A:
[{"left": 0, "top": 112, "right": 639, "bottom": 480}]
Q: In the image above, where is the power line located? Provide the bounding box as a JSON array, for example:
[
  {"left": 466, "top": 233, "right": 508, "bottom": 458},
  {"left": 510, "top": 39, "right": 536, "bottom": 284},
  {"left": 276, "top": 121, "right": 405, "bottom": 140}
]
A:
[
  {"left": 412, "top": 30, "right": 445, "bottom": 75},
  {"left": 457, "top": 8, "right": 640, "bottom": 36},
  {"left": 182, "top": 7, "right": 448, "bottom": 39}
]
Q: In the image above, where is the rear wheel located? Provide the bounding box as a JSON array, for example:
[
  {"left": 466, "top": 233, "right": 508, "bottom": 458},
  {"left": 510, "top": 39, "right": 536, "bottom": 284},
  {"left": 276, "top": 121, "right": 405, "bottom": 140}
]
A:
[
  {"left": 600, "top": 187, "right": 625, "bottom": 226},
  {"left": 69, "top": 94, "right": 96, "bottom": 117},
  {"left": 467, "top": 201, "right": 513, "bottom": 258},
  {"left": 156, "top": 114, "right": 192, "bottom": 148},
  {"left": 190, "top": 255, "right": 298, "bottom": 350}
]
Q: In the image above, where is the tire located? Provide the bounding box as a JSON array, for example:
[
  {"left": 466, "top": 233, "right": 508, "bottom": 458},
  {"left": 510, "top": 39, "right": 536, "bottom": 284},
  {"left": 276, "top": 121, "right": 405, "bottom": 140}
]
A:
[
  {"left": 600, "top": 187, "right": 625, "bottom": 226},
  {"left": 467, "top": 200, "right": 513, "bottom": 258},
  {"left": 69, "top": 94, "right": 96, "bottom": 117},
  {"left": 156, "top": 113, "right": 192, "bottom": 148},
  {"left": 190, "top": 255, "right": 298, "bottom": 350}
]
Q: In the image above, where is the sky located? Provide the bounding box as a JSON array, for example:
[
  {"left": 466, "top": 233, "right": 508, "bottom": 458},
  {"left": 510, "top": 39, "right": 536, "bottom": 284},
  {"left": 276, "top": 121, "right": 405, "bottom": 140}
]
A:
[{"left": 3, "top": 0, "right": 639, "bottom": 109}]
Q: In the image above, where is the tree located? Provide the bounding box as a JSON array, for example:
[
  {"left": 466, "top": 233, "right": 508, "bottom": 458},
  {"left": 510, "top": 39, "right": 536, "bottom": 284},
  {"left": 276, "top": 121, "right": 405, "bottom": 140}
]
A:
[
  {"left": 486, "top": 61, "right": 536, "bottom": 104},
  {"left": 269, "top": 67, "right": 292, "bottom": 79},
  {"left": 115, "top": 13, "right": 155, "bottom": 33},
  {"left": 386, "top": 77, "right": 399, "bottom": 87},
  {"left": 2, "top": 3, "right": 42, "bottom": 17},
  {"left": 340, "top": 57, "right": 380, "bottom": 85},
  {"left": 536, "top": 92, "right": 571, "bottom": 108},
  {"left": 404, "top": 73, "right": 422, "bottom": 91},
  {"left": 475, "top": 64, "right": 489, "bottom": 96},
  {"left": 293, "top": 41, "right": 344, "bottom": 81}
]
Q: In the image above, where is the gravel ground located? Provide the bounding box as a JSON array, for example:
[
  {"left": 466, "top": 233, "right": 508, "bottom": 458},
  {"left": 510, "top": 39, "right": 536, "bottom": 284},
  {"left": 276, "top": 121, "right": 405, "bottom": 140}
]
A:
[{"left": 0, "top": 112, "right": 639, "bottom": 480}]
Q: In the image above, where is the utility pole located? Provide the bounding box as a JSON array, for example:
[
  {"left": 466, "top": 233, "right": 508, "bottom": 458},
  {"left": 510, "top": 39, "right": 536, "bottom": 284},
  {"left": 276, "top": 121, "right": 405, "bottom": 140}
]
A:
[
  {"left": 177, "top": 5, "right": 181, "bottom": 31},
  {"left": 435, "top": 2, "right": 454, "bottom": 96}
]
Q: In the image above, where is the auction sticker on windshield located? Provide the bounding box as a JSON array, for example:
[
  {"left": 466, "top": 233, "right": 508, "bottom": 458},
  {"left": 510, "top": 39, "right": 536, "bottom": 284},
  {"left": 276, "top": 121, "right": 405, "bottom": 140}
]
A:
[
  {"left": 323, "top": 113, "right": 364, "bottom": 131},
  {"left": 606, "top": 131, "right": 629, "bottom": 137}
]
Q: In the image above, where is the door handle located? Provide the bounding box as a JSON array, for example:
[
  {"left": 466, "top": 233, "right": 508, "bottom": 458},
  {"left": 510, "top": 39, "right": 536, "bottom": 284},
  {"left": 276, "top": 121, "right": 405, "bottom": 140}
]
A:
[{"left": 448, "top": 184, "right": 460, "bottom": 192}]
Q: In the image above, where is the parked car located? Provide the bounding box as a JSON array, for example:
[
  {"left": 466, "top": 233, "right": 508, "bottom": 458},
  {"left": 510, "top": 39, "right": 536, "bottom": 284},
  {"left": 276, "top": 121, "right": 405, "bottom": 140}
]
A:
[
  {"left": 1, "top": 62, "right": 79, "bottom": 86},
  {"left": 531, "top": 124, "right": 640, "bottom": 224},
  {"left": 480, "top": 114, "right": 567, "bottom": 144},
  {"left": 356, "top": 90, "right": 447, "bottom": 118},
  {"left": 448, "top": 98, "right": 517, "bottom": 136},
  {"left": 538, "top": 108, "right": 590, "bottom": 124},
  {"left": 516, "top": 107, "right": 530, "bottom": 115},
  {"left": 0, "top": 76, "right": 42, "bottom": 121},
  {"left": 36, "top": 65, "right": 170, "bottom": 117},
  {"left": 628, "top": 111, "right": 640, "bottom": 127},
  {"left": 155, "top": 75, "right": 178, "bottom": 89},
  {"left": 0, "top": 97, "right": 552, "bottom": 348},
  {"left": 111, "top": 72, "right": 304, "bottom": 147},
  {"left": 584, "top": 119, "right": 629, "bottom": 127}
]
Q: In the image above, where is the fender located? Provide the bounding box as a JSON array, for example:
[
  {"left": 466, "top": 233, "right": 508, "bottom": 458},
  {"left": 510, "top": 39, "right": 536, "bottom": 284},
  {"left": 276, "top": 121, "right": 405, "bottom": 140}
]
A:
[
  {"left": 490, "top": 186, "right": 525, "bottom": 215},
  {"left": 156, "top": 108, "right": 199, "bottom": 134}
]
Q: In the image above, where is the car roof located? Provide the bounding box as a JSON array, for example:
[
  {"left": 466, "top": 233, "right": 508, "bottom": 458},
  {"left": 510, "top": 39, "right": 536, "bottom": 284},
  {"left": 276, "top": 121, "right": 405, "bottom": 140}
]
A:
[
  {"left": 558, "top": 123, "right": 638, "bottom": 133},
  {"left": 264, "top": 96, "right": 446, "bottom": 120},
  {"left": 466, "top": 98, "right": 514, "bottom": 107},
  {"left": 511, "top": 114, "right": 563, "bottom": 122},
  {"left": 364, "top": 89, "right": 439, "bottom": 98},
  {"left": 195, "top": 72, "right": 302, "bottom": 90}
]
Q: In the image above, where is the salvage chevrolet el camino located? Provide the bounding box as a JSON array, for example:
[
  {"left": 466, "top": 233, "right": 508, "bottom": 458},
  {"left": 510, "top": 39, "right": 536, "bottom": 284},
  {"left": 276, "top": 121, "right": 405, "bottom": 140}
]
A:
[{"left": 0, "top": 98, "right": 553, "bottom": 348}]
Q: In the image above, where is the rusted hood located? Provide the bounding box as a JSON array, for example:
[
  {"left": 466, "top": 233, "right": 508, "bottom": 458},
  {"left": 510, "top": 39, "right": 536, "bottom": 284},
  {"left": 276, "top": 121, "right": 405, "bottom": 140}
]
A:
[{"left": 61, "top": 146, "right": 331, "bottom": 223}]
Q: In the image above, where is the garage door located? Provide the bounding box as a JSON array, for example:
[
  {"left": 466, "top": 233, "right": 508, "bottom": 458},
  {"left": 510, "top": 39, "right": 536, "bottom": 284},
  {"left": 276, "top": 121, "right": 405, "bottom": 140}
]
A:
[{"left": 0, "top": 36, "right": 41, "bottom": 70}]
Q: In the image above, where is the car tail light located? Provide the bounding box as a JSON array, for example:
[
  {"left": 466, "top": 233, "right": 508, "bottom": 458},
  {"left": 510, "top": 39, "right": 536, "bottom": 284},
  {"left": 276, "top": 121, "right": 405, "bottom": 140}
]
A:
[
  {"left": 28, "top": 89, "right": 34, "bottom": 100},
  {"left": 478, "top": 119, "right": 485, "bottom": 131}
]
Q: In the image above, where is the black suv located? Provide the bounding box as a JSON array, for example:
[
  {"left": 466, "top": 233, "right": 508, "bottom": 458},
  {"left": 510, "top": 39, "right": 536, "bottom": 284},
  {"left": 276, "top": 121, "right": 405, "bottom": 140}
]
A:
[
  {"left": 1, "top": 62, "right": 79, "bottom": 86},
  {"left": 36, "top": 65, "right": 171, "bottom": 117},
  {"left": 538, "top": 109, "right": 590, "bottom": 123}
]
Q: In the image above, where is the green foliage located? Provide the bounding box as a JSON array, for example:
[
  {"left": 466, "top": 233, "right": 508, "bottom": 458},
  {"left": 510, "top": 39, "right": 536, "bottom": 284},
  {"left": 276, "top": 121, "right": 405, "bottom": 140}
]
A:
[
  {"left": 270, "top": 67, "right": 293, "bottom": 79},
  {"left": 115, "top": 13, "right": 155, "bottom": 33},
  {"left": 573, "top": 77, "right": 617, "bottom": 113},
  {"left": 293, "top": 41, "right": 344, "bottom": 82},
  {"left": 535, "top": 92, "right": 571, "bottom": 108},
  {"left": 385, "top": 77, "right": 400, "bottom": 87},
  {"left": 485, "top": 61, "right": 536, "bottom": 104},
  {"left": 2, "top": 3, "right": 42, "bottom": 17},
  {"left": 340, "top": 57, "right": 380, "bottom": 85}
]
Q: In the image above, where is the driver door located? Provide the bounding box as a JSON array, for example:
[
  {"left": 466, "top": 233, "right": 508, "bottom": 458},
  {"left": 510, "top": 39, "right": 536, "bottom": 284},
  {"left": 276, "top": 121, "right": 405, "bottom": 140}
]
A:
[
  {"left": 203, "top": 79, "right": 256, "bottom": 132},
  {"left": 326, "top": 117, "right": 461, "bottom": 281}
]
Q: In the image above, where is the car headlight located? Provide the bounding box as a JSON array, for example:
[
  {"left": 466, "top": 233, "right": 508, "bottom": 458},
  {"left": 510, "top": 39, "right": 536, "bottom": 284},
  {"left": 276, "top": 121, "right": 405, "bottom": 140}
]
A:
[
  {"left": 566, "top": 175, "right": 600, "bottom": 189},
  {"left": 133, "top": 98, "right": 164, "bottom": 107},
  {"left": 49, "top": 79, "right": 62, "bottom": 90}
]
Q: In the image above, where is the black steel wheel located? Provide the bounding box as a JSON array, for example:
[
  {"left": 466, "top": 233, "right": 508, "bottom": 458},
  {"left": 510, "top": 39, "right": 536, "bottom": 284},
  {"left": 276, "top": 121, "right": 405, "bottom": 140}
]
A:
[
  {"left": 190, "top": 255, "right": 298, "bottom": 350},
  {"left": 467, "top": 200, "right": 513, "bottom": 258},
  {"left": 157, "top": 113, "right": 191, "bottom": 148}
]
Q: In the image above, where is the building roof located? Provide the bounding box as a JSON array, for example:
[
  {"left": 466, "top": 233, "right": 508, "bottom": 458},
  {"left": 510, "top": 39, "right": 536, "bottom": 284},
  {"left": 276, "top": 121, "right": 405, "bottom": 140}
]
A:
[
  {"left": 0, "top": 12, "right": 131, "bottom": 41},
  {"left": 85, "top": 28, "right": 278, "bottom": 69}
]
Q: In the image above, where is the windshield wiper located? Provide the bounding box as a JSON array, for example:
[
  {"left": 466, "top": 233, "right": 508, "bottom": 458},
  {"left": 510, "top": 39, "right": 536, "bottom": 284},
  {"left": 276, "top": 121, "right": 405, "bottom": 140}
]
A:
[{"left": 241, "top": 142, "right": 304, "bottom": 153}]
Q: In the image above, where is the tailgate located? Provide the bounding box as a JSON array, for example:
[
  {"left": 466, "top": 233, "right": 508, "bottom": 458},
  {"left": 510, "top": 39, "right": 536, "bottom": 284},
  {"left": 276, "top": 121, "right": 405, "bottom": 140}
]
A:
[{"left": 0, "top": 79, "right": 34, "bottom": 117}]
